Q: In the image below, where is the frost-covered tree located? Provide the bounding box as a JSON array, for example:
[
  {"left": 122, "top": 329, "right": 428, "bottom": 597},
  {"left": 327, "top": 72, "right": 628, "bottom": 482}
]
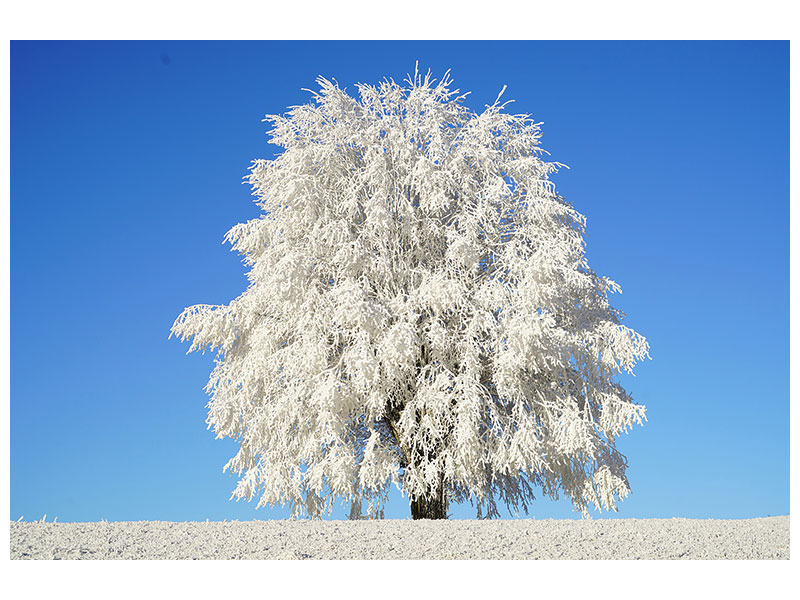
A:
[{"left": 171, "top": 67, "right": 650, "bottom": 520}]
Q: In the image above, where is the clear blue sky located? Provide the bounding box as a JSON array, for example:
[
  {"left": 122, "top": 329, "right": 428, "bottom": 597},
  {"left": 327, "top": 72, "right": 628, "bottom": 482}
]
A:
[{"left": 10, "top": 41, "right": 788, "bottom": 522}]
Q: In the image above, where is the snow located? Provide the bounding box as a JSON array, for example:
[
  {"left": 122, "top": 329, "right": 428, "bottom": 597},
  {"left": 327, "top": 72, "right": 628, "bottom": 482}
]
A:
[{"left": 10, "top": 516, "right": 788, "bottom": 560}]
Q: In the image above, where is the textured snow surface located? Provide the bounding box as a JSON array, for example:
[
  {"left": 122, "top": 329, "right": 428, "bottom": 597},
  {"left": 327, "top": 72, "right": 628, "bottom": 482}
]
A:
[{"left": 10, "top": 516, "right": 788, "bottom": 560}]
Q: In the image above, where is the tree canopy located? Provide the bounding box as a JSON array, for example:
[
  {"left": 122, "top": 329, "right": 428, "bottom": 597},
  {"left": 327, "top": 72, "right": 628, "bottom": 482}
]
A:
[{"left": 171, "top": 67, "right": 649, "bottom": 519}]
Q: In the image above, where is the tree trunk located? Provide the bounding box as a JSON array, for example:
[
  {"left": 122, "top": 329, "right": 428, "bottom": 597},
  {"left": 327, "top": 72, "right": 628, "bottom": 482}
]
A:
[
  {"left": 410, "top": 493, "right": 448, "bottom": 520},
  {"left": 410, "top": 476, "right": 448, "bottom": 520},
  {"left": 384, "top": 404, "right": 449, "bottom": 520}
]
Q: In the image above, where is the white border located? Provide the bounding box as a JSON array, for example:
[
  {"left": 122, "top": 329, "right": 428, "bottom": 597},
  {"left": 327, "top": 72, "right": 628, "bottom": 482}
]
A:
[{"left": 3, "top": 1, "right": 795, "bottom": 596}]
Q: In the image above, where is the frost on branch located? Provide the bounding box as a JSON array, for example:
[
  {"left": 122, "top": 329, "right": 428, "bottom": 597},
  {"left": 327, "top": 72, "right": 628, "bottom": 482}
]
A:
[{"left": 171, "top": 67, "right": 650, "bottom": 519}]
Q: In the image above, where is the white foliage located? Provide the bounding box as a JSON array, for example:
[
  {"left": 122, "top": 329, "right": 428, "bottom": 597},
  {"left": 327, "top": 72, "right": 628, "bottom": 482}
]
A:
[{"left": 171, "top": 67, "right": 650, "bottom": 518}]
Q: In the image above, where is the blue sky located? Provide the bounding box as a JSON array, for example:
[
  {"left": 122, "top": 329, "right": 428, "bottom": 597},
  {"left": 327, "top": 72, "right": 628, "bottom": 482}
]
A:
[{"left": 10, "top": 41, "right": 788, "bottom": 522}]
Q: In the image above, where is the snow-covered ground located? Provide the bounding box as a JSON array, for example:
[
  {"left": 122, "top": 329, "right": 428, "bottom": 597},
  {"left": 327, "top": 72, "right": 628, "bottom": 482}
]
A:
[{"left": 10, "top": 516, "right": 788, "bottom": 560}]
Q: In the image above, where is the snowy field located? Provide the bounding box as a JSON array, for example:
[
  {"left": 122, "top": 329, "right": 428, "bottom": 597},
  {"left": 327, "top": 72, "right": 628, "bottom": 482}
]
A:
[{"left": 10, "top": 516, "right": 788, "bottom": 559}]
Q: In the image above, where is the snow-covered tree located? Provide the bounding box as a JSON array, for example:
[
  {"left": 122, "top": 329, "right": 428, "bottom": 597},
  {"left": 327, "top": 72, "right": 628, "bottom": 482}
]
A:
[{"left": 171, "top": 67, "right": 650, "bottom": 520}]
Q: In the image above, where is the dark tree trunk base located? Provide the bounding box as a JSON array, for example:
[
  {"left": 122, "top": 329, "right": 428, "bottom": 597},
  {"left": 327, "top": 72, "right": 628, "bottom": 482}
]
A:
[{"left": 410, "top": 493, "right": 448, "bottom": 520}]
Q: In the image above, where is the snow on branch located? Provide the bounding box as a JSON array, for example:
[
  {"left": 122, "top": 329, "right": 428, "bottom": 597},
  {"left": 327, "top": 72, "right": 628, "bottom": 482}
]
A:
[{"left": 172, "top": 68, "right": 650, "bottom": 519}]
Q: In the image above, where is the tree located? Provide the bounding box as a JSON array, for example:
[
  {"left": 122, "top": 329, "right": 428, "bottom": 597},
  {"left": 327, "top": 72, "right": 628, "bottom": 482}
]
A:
[{"left": 171, "top": 67, "right": 650, "bottom": 520}]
